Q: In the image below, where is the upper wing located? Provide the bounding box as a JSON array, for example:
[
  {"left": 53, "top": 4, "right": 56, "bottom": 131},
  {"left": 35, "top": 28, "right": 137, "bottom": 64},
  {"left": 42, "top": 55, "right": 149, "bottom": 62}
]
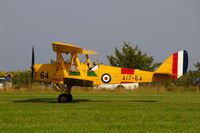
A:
[{"left": 52, "top": 42, "right": 97, "bottom": 54}]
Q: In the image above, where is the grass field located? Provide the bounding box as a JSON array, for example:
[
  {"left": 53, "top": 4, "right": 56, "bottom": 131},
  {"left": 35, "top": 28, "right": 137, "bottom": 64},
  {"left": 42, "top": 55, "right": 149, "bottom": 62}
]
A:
[{"left": 0, "top": 89, "right": 200, "bottom": 133}]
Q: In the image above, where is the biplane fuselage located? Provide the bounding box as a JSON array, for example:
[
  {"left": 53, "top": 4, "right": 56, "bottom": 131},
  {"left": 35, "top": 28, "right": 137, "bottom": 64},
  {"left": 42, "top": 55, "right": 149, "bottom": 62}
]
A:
[{"left": 32, "top": 42, "right": 188, "bottom": 102}]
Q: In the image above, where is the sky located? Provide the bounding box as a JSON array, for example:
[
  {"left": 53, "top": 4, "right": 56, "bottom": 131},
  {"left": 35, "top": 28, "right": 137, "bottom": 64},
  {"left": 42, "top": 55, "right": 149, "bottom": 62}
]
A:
[{"left": 0, "top": 0, "right": 199, "bottom": 71}]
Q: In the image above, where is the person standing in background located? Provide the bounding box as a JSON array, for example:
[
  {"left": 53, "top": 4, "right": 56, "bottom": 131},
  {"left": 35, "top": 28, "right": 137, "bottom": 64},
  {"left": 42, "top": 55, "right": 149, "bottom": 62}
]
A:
[{"left": 5, "top": 72, "right": 13, "bottom": 89}]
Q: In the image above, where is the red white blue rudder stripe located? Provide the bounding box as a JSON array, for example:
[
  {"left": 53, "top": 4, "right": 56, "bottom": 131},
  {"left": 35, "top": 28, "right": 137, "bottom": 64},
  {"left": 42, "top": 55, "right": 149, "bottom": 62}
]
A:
[{"left": 172, "top": 50, "right": 188, "bottom": 79}]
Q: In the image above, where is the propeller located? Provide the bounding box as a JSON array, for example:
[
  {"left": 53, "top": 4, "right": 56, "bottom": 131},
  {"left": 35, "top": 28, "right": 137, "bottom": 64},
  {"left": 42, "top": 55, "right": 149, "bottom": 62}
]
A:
[{"left": 31, "top": 46, "right": 35, "bottom": 87}]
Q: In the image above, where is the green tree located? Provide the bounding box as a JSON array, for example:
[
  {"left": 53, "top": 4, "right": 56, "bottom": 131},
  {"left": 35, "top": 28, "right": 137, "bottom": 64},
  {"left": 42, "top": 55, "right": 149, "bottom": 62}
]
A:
[
  {"left": 107, "top": 41, "right": 161, "bottom": 71},
  {"left": 12, "top": 70, "right": 31, "bottom": 88},
  {"left": 175, "top": 62, "right": 200, "bottom": 87}
]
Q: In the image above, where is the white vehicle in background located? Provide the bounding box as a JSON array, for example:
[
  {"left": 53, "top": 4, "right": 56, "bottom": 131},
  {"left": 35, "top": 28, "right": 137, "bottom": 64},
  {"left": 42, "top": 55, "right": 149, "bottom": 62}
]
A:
[
  {"left": 97, "top": 83, "right": 139, "bottom": 90},
  {"left": 0, "top": 78, "right": 6, "bottom": 89}
]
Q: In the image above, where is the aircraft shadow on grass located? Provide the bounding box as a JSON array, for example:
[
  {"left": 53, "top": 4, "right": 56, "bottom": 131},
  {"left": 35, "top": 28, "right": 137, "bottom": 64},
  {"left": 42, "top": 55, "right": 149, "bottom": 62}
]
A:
[
  {"left": 14, "top": 98, "right": 90, "bottom": 103},
  {"left": 14, "top": 98, "right": 158, "bottom": 104}
]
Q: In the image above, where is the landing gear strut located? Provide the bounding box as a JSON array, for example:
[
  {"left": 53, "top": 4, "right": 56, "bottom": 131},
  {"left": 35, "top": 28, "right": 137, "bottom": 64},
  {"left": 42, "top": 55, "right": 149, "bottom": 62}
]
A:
[{"left": 55, "top": 84, "right": 73, "bottom": 103}]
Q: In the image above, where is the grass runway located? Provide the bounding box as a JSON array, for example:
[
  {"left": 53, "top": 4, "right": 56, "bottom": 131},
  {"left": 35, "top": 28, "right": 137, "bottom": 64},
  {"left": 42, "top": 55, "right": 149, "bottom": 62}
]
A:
[{"left": 0, "top": 90, "right": 200, "bottom": 133}]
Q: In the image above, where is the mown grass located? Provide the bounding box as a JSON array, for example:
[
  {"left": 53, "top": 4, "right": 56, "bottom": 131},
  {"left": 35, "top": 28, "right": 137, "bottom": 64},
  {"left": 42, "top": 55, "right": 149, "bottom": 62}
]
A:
[{"left": 0, "top": 88, "right": 200, "bottom": 133}]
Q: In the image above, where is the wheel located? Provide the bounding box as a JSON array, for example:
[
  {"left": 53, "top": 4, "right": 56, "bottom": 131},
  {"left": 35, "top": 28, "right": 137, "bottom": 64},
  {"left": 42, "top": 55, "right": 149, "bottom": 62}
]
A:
[
  {"left": 58, "top": 94, "right": 73, "bottom": 103},
  {"left": 115, "top": 85, "right": 126, "bottom": 90}
]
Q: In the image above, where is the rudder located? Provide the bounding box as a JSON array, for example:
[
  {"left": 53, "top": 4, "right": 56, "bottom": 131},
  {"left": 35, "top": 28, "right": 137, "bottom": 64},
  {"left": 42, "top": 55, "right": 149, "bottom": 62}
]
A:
[{"left": 155, "top": 50, "right": 188, "bottom": 80}]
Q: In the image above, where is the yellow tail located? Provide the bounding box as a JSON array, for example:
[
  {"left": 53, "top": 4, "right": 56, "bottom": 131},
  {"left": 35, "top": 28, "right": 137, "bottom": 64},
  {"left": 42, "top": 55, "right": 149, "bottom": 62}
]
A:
[{"left": 155, "top": 50, "right": 188, "bottom": 79}]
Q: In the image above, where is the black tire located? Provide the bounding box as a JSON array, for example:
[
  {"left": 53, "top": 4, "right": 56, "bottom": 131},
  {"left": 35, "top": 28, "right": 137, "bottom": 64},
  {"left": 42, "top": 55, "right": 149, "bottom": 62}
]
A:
[
  {"left": 115, "top": 85, "right": 126, "bottom": 90},
  {"left": 66, "top": 94, "right": 73, "bottom": 102},
  {"left": 58, "top": 94, "right": 73, "bottom": 103}
]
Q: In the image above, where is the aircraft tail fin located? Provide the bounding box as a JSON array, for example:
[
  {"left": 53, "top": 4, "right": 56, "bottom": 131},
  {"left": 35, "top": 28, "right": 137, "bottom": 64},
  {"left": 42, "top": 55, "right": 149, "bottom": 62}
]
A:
[{"left": 155, "top": 50, "right": 188, "bottom": 80}]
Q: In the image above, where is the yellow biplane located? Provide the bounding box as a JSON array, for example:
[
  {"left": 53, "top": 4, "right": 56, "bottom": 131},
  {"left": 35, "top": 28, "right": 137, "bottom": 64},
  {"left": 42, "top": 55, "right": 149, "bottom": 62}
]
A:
[{"left": 31, "top": 42, "right": 188, "bottom": 102}]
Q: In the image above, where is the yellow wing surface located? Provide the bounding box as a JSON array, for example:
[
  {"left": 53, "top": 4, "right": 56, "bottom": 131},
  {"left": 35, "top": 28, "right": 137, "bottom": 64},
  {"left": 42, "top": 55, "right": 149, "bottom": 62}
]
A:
[{"left": 52, "top": 42, "right": 97, "bottom": 54}]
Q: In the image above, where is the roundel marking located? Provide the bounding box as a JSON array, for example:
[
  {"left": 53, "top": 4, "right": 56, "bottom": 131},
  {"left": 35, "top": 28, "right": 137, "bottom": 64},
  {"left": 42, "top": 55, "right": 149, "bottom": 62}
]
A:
[{"left": 101, "top": 73, "right": 111, "bottom": 83}]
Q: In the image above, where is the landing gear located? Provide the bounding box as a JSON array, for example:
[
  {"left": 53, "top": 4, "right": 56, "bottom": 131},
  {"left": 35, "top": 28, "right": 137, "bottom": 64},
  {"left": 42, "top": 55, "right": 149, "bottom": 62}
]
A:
[
  {"left": 54, "top": 84, "right": 73, "bottom": 103},
  {"left": 58, "top": 94, "right": 73, "bottom": 103}
]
